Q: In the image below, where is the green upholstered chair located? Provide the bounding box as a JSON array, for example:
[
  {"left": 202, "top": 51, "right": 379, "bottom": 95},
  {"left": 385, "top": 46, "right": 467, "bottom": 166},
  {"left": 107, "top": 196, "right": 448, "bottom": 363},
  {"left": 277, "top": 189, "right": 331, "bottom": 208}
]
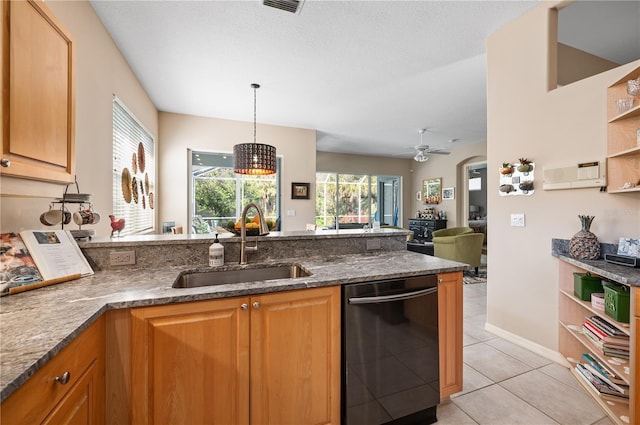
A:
[
  {"left": 432, "top": 227, "right": 484, "bottom": 274},
  {"left": 432, "top": 227, "right": 474, "bottom": 238}
]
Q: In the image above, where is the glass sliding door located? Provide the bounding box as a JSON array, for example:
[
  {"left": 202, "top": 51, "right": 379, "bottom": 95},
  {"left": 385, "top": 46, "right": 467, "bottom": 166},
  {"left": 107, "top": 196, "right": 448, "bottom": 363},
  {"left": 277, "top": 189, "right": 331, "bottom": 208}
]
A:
[{"left": 316, "top": 173, "right": 400, "bottom": 229}]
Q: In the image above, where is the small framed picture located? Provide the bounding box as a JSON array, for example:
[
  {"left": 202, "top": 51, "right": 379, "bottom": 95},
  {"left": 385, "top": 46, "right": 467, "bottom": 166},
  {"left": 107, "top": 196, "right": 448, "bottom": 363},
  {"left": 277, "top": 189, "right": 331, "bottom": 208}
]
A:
[
  {"left": 291, "top": 182, "right": 310, "bottom": 199},
  {"left": 443, "top": 187, "right": 455, "bottom": 200},
  {"left": 416, "top": 190, "right": 422, "bottom": 201}
]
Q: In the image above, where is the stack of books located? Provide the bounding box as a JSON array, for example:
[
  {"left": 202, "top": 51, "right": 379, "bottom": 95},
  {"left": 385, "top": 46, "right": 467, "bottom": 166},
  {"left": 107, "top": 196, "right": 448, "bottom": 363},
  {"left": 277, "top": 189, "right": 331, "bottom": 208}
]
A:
[
  {"left": 574, "top": 353, "right": 629, "bottom": 403},
  {"left": 582, "top": 316, "right": 629, "bottom": 359}
]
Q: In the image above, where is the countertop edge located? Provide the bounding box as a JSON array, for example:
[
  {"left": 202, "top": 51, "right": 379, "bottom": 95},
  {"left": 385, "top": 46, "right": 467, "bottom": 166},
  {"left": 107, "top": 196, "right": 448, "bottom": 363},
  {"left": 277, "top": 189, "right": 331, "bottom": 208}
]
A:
[
  {"left": 552, "top": 253, "right": 640, "bottom": 286},
  {"left": 0, "top": 251, "right": 465, "bottom": 403}
]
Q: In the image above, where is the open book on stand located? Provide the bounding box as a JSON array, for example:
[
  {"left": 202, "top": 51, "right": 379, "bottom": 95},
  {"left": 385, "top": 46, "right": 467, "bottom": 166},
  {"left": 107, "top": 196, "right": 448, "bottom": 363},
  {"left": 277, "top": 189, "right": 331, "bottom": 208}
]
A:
[{"left": 1, "top": 230, "right": 93, "bottom": 296}]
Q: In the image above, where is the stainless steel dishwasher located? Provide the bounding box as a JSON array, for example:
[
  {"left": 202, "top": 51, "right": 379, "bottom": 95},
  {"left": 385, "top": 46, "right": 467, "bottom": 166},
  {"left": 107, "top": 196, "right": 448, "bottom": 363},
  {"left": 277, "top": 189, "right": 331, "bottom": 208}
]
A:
[{"left": 342, "top": 275, "right": 439, "bottom": 425}]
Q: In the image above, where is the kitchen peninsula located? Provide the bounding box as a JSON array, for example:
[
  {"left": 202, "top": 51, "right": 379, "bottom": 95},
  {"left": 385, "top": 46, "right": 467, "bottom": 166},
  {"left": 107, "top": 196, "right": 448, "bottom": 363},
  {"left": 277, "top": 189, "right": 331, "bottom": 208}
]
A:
[{"left": 0, "top": 229, "right": 466, "bottom": 424}]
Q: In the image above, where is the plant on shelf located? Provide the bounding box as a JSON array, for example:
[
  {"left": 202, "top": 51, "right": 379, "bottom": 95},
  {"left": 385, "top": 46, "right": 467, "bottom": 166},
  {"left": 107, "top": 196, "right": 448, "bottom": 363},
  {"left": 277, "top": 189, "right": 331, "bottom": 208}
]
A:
[
  {"left": 517, "top": 158, "right": 534, "bottom": 173},
  {"left": 500, "top": 162, "right": 514, "bottom": 175}
]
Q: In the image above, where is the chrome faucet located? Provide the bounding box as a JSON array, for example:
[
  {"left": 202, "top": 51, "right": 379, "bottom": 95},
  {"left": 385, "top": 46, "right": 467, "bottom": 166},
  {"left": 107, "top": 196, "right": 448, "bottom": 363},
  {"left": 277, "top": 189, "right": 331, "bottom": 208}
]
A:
[{"left": 239, "top": 202, "right": 270, "bottom": 264}]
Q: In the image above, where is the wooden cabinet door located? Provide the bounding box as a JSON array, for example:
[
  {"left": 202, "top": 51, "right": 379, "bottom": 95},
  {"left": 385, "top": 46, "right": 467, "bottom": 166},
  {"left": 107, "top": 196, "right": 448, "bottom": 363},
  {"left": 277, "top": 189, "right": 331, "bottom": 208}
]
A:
[
  {"left": 0, "top": 317, "right": 104, "bottom": 425},
  {"left": 42, "top": 359, "right": 104, "bottom": 425},
  {"left": 1, "top": 0, "right": 75, "bottom": 183},
  {"left": 250, "top": 286, "right": 340, "bottom": 425},
  {"left": 438, "top": 272, "right": 463, "bottom": 399},
  {"left": 130, "top": 298, "right": 250, "bottom": 425}
]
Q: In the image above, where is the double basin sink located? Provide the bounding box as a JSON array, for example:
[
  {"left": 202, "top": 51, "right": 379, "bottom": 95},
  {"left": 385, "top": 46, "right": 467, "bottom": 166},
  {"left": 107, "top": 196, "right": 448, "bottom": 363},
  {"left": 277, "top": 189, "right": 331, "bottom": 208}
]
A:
[{"left": 173, "top": 263, "right": 312, "bottom": 288}]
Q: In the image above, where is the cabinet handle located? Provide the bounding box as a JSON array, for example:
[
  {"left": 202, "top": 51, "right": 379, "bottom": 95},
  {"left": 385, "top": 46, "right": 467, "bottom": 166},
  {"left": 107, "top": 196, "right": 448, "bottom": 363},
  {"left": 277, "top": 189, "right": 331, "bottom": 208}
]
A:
[
  {"left": 240, "top": 303, "right": 248, "bottom": 310},
  {"left": 252, "top": 301, "right": 260, "bottom": 309},
  {"left": 438, "top": 278, "right": 444, "bottom": 283},
  {"left": 1, "top": 158, "right": 9, "bottom": 168},
  {"left": 54, "top": 371, "right": 71, "bottom": 385}
]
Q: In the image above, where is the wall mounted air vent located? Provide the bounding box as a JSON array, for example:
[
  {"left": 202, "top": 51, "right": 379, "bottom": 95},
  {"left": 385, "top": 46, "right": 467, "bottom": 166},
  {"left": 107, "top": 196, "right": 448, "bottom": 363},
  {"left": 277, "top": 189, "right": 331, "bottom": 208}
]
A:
[
  {"left": 542, "top": 160, "right": 607, "bottom": 190},
  {"left": 263, "top": 0, "right": 304, "bottom": 14}
]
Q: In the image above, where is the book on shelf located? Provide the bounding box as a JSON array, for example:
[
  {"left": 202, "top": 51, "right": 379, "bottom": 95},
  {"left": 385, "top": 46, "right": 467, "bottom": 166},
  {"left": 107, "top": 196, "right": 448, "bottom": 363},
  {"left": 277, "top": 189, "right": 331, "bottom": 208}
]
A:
[
  {"left": 584, "top": 318, "right": 629, "bottom": 345},
  {"left": 587, "top": 315, "right": 627, "bottom": 337},
  {"left": 581, "top": 353, "right": 628, "bottom": 386},
  {"left": 582, "top": 362, "right": 628, "bottom": 395},
  {"left": 582, "top": 326, "right": 629, "bottom": 358},
  {"left": 571, "top": 368, "right": 630, "bottom": 405},
  {"left": 0, "top": 230, "right": 93, "bottom": 296},
  {"left": 575, "top": 363, "right": 629, "bottom": 399}
]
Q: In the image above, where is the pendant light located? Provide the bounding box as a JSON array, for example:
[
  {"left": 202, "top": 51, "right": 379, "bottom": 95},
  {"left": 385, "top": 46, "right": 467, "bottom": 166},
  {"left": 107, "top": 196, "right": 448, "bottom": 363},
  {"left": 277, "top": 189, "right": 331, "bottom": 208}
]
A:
[{"left": 233, "top": 83, "right": 277, "bottom": 175}]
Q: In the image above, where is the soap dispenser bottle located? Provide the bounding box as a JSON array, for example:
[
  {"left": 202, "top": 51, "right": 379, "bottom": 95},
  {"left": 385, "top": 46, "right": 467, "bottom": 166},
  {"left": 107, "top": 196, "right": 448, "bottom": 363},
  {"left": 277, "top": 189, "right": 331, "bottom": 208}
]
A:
[{"left": 209, "top": 233, "right": 224, "bottom": 267}]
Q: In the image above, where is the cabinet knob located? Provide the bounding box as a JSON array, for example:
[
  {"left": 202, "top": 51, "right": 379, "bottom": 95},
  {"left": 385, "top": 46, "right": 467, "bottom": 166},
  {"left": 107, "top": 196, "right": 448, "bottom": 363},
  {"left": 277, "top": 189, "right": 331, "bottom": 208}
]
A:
[
  {"left": 438, "top": 278, "right": 444, "bottom": 283},
  {"left": 240, "top": 303, "right": 248, "bottom": 310},
  {"left": 54, "top": 371, "right": 71, "bottom": 385},
  {"left": 1, "top": 158, "right": 9, "bottom": 168},
  {"left": 252, "top": 301, "right": 260, "bottom": 309}
]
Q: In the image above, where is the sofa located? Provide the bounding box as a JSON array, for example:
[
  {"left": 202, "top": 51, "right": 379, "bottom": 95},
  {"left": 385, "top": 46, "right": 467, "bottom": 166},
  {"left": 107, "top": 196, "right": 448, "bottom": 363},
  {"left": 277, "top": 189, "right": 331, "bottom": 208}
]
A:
[{"left": 432, "top": 227, "right": 484, "bottom": 274}]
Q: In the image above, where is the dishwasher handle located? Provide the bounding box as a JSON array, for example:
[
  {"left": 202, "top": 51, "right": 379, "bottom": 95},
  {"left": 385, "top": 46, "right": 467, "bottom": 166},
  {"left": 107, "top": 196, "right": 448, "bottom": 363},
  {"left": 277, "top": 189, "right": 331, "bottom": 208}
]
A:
[{"left": 348, "top": 286, "right": 437, "bottom": 305}]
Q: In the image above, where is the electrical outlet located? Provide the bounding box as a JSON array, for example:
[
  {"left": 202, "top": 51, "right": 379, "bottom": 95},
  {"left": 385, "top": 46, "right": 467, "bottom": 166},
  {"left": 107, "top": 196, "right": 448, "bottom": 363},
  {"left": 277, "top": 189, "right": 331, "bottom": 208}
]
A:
[
  {"left": 110, "top": 250, "right": 136, "bottom": 266},
  {"left": 366, "top": 239, "right": 382, "bottom": 250},
  {"left": 510, "top": 213, "right": 525, "bottom": 227}
]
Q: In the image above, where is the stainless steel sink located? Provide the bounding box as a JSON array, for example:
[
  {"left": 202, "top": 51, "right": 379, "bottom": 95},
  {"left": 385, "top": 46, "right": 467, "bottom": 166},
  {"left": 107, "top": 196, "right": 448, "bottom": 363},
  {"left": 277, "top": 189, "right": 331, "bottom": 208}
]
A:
[{"left": 172, "top": 263, "right": 312, "bottom": 288}]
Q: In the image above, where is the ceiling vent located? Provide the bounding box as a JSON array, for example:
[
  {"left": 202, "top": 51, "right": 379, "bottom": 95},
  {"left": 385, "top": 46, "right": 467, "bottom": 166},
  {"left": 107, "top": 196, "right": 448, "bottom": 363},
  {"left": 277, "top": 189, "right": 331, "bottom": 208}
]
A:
[{"left": 263, "top": 0, "right": 304, "bottom": 14}]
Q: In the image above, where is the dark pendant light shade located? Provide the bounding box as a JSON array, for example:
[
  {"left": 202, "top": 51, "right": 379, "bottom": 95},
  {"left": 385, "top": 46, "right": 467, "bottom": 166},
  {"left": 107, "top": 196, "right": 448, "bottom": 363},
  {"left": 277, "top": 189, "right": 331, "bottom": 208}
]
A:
[{"left": 234, "top": 83, "right": 277, "bottom": 175}]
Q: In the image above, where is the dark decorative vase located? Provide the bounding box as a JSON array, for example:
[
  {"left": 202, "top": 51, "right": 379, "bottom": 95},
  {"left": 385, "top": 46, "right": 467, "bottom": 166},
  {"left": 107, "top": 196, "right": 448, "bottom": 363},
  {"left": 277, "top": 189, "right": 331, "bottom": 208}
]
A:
[{"left": 569, "top": 215, "right": 600, "bottom": 260}]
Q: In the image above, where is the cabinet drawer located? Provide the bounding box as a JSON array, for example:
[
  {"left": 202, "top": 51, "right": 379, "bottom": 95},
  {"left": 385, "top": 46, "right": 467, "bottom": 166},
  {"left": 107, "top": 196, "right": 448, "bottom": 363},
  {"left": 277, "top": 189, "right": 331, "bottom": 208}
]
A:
[{"left": 1, "top": 317, "right": 104, "bottom": 425}]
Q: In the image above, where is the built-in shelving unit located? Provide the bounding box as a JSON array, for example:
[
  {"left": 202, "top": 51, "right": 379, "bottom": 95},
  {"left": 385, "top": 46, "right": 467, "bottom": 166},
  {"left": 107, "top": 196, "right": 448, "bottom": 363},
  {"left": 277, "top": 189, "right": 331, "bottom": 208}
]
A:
[
  {"left": 607, "top": 66, "right": 640, "bottom": 194},
  {"left": 558, "top": 261, "right": 636, "bottom": 425}
]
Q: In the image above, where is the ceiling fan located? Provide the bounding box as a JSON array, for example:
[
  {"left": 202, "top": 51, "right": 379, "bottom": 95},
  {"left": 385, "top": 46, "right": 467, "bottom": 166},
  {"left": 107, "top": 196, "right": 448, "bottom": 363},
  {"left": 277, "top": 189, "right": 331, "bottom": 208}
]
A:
[{"left": 412, "top": 129, "right": 450, "bottom": 162}]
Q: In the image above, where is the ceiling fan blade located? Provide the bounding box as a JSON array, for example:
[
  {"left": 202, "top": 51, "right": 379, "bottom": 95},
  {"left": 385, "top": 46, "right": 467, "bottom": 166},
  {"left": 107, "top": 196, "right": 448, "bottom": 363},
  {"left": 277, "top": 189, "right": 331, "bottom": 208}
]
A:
[{"left": 428, "top": 150, "right": 450, "bottom": 155}]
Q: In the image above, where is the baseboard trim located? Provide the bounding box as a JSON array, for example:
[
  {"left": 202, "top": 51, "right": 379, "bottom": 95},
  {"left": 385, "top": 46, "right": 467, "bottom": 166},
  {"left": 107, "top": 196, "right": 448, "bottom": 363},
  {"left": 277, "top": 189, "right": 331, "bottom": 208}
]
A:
[{"left": 484, "top": 323, "right": 569, "bottom": 367}]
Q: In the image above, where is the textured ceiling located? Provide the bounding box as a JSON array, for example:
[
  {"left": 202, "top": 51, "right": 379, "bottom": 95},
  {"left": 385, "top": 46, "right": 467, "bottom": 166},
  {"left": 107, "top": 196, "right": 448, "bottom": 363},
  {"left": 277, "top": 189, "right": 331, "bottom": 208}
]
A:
[{"left": 89, "top": 0, "right": 639, "bottom": 159}]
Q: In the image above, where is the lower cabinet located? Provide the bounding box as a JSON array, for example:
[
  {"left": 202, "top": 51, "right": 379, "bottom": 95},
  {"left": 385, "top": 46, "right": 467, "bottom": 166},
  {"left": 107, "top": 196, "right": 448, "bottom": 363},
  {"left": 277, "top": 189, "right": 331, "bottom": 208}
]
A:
[
  {"left": 1, "top": 316, "right": 105, "bottom": 425},
  {"left": 130, "top": 286, "right": 341, "bottom": 425},
  {"left": 438, "top": 271, "right": 463, "bottom": 399}
]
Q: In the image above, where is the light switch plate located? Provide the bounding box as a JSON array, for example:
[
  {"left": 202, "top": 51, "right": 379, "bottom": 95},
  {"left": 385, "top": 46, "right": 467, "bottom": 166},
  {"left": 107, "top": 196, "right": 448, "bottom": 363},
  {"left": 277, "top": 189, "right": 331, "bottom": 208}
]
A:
[
  {"left": 287, "top": 210, "right": 296, "bottom": 216},
  {"left": 510, "top": 213, "right": 525, "bottom": 227}
]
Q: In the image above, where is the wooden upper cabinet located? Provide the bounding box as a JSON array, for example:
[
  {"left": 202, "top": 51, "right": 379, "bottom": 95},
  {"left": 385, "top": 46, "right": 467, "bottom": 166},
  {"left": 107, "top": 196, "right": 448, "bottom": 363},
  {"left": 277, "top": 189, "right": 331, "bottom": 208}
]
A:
[{"left": 1, "top": 0, "right": 75, "bottom": 183}]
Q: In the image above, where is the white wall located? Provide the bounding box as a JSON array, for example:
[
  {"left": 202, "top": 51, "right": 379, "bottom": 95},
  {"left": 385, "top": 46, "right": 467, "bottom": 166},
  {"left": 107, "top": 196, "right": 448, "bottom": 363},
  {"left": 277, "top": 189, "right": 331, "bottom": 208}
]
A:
[
  {"left": 158, "top": 112, "right": 317, "bottom": 232},
  {"left": 410, "top": 142, "right": 487, "bottom": 227},
  {"left": 486, "top": 2, "right": 640, "bottom": 350},
  {"left": 0, "top": 0, "right": 158, "bottom": 237}
]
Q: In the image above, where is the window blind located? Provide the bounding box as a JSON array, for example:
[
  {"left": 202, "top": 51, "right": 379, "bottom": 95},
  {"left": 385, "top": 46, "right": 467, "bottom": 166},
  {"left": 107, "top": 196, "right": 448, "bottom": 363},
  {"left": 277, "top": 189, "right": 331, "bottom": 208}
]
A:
[{"left": 112, "top": 97, "right": 155, "bottom": 236}]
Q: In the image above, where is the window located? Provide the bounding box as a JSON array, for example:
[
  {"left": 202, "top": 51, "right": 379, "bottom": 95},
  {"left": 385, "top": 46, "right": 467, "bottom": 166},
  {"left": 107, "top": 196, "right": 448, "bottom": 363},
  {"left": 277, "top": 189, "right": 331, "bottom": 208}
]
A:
[
  {"left": 469, "top": 177, "right": 482, "bottom": 191},
  {"left": 112, "top": 97, "right": 155, "bottom": 236},
  {"left": 315, "top": 173, "right": 400, "bottom": 229},
  {"left": 189, "top": 151, "right": 280, "bottom": 233}
]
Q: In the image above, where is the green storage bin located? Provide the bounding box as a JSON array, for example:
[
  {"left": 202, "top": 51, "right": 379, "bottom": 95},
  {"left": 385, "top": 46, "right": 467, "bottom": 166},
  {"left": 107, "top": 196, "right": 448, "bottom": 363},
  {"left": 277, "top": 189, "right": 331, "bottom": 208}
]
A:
[
  {"left": 573, "top": 272, "right": 603, "bottom": 301},
  {"left": 603, "top": 283, "right": 630, "bottom": 323}
]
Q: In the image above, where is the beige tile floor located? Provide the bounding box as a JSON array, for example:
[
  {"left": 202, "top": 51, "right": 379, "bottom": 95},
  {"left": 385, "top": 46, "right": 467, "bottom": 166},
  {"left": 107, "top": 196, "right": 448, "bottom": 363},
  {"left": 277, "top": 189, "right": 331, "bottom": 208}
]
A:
[{"left": 437, "top": 280, "right": 615, "bottom": 425}]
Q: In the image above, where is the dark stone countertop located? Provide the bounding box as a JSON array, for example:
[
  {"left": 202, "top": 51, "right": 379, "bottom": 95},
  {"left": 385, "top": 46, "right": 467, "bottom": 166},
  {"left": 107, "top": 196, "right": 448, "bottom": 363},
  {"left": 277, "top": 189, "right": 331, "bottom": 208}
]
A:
[
  {"left": 0, "top": 250, "right": 465, "bottom": 403},
  {"left": 552, "top": 239, "right": 640, "bottom": 287}
]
